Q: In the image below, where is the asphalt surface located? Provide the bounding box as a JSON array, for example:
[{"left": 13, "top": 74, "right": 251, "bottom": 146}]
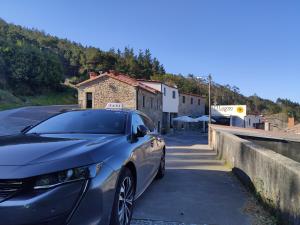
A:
[
  {"left": 0, "top": 105, "right": 78, "bottom": 136},
  {"left": 132, "top": 133, "right": 254, "bottom": 225}
]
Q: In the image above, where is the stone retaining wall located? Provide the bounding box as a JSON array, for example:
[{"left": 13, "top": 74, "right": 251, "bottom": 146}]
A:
[{"left": 210, "top": 127, "right": 300, "bottom": 225}]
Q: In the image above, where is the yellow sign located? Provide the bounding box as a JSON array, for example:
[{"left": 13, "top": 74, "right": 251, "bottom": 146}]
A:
[{"left": 236, "top": 106, "right": 244, "bottom": 113}]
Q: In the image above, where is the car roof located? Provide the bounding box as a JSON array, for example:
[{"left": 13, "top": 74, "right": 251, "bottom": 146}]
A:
[
  {"left": 61, "top": 108, "right": 143, "bottom": 116},
  {"left": 65, "top": 109, "right": 152, "bottom": 121}
]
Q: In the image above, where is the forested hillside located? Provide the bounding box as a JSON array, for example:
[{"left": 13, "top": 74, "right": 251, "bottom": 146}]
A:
[
  {"left": 0, "top": 18, "right": 164, "bottom": 95},
  {"left": 0, "top": 18, "right": 299, "bottom": 121}
]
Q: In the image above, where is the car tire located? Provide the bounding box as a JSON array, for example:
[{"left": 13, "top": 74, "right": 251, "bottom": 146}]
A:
[
  {"left": 110, "top": 167, "right": 135, "bottom": 225},
  {"left": 156, "top": 149, "right": 165, "bottom": 179}
]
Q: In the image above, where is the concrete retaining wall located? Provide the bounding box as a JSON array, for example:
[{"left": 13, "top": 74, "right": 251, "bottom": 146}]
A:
[
  {"left": 238, "top": 135, "right": 300, "bottom": 163},
  {"left": 210, "top": 128, "right": 300, "bottom": 225}
]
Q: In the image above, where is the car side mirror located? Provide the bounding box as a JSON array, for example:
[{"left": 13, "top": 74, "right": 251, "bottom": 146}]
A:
[
  {"left": 21, "top": 125, "right": 33, "bottom": 133},
  {"left": 136, "top": 125, "right": 148, "bottom": 137}
]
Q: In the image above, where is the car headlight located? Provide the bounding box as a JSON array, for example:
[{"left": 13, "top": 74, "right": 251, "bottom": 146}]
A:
[{"left": 34, "top": 163, "right": 102, "bottom": 190}]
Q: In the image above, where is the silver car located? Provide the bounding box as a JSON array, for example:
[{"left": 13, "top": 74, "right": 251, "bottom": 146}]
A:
[{"left": 0, "top": 109, "right": 166, "bottom": 225}]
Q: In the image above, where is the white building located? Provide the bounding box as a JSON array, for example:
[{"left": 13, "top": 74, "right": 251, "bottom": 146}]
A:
[
  {"left": 139, "top": 80, "right": 179, "bottom": 132},
  {"left": 244, "top": 115, "right": 264, "bottom": 128},
  {"left": 139, "top": 80, "right": 179, "bottom": 113}
]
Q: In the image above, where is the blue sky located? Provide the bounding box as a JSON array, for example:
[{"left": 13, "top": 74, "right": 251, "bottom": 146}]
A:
[{"left": 0, "top": 0, "right": 299, "bottom": 103}]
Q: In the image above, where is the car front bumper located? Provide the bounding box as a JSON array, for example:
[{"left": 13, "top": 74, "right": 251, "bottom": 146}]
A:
[{"left": 0, "top": 163, "right": 118, "bottom": 225}]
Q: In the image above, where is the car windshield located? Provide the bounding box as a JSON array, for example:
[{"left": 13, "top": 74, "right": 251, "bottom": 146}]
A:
[{"left": 27, "top": 110, "right": 127, "bottom": 134}]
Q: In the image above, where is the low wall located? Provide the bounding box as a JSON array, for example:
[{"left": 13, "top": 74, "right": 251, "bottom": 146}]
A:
[
  {"left": 238, "top": 135, "right": 300, "bottom": 163},
  {"left": 210, "top": 127, "right": 300, "bottom": 225}
]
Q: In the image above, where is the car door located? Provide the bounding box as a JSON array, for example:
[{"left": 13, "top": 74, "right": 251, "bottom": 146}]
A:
[
  {"left": 131, "top": 113, "right": 155, "bottom": 193},
  {"left": 140, "top": 115, "right": 161, "bottom": 174}
]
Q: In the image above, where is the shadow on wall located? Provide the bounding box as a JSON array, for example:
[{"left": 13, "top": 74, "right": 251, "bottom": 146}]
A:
[
  {"left": 232, "top": 167, "right": 300, "bottom": 225},
  {"left": 212, "top": 129, "right": 300, "bottom": 225}
]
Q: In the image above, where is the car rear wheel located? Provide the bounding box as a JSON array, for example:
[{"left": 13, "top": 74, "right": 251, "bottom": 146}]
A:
[
  {"left": 110, "top": 168, "right": 135, "bottom": 225},
  {"left": 156, "top": 150, "right": 165, "bottom": 179}
]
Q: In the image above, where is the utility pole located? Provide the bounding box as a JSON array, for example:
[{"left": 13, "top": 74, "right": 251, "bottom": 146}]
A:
[{"left": 208, "top": 74, "right": 212, "bottom": 125}]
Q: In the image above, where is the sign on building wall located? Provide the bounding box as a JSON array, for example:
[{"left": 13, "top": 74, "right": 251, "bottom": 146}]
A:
[{"left": 212, "top": 105, "right": 247, "bottom": 118}]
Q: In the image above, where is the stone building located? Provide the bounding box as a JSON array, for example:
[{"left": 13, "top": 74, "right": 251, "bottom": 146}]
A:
[
  {"left": 178, "top": 93, "right": 206, "bottom": 116},
  {"left": 76, "top": 71, "right": 207, "bottom": 133},
  {"left": 76, "top": 71, "right": 163, "bottom": 132}
]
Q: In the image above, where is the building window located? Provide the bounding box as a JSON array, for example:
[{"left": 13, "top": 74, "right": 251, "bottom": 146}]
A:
[
  {"left": 191, "top": 97, "right": 193, "bottom": 104},
  {"left": 150, "top": 97, "right": 153, "bottom": 108},
  {"left": 163, "top": 87, "right": 166, "bottom": 96},
  {"left": 182, "top": 96, "right": 185, "bottom": 103},
  {"left": 198, "top": 99, "right": 201, "bottom": 105},
  {"left": 172, "top": 91, "right": 176, "bottom": 99},
  {"left": 142, "top": 95, "right": 145, "bottom": 108},
  {"left": 86, "top": 92, "right": 93, "bottom": 108}
]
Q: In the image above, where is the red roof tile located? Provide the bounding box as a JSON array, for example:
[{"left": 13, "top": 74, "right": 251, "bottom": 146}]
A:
[{"left": 76, "top": 71, "right": 160, "bottom": 94}]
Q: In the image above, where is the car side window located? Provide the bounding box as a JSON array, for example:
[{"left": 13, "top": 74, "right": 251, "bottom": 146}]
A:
[
  {"left": 140, "top": 115, "right": 155, "bottom": 132},
  {"left": 132, "top": 114, "right": 147, "bottom": 134}
]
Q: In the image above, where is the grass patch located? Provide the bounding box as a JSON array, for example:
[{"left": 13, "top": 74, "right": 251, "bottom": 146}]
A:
[{"left": 0, "top": 88, "right": 77, "bottom": 110}]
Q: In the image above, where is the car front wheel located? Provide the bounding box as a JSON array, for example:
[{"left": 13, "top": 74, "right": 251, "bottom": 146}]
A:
[
  {"left": 156, "top": 149, "right": 165, "bottom": 179},
  {"left": 110, "top": 168, "right": 135, "bottom": 225}
]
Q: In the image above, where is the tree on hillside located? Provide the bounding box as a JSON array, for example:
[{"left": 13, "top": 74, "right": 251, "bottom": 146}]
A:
[
  {"left": 0, "top": 54, "right": 7, "bottom": 88},
  {"left": 276, "top": 98, "right": 300, "bottom": 120},
  {"left": 1, "top": 42, "right": 63, "bottom": 95}
]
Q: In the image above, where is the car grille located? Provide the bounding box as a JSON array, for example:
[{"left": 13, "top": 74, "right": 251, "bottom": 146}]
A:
[{"left": 0, "top": 180, "right": 23, "bottom": 202}]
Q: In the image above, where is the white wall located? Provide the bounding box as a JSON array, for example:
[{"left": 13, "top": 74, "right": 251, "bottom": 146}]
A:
[
  {"left": 139, "top": 81, "right": 179, "bottom": 113},
  {"left": 161, "top": 84, "right": 178, "bottom": 113},
  {"left": 139, "top": 82, "right": 161, "bottom": 91},
  {"left": 244, "top": 115, "right": 263, "bottom": 128}
]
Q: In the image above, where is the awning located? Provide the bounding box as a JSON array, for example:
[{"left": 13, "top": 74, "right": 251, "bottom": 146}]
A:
[
  {"left": 172, "top": 116, "right": 197, "bottom": 123},
  {"left": 194, "top": 115, "right": 216, "bottom": 122}
]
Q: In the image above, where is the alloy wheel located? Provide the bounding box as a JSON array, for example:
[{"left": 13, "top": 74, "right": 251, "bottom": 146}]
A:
[{"left": 118, "top": 176, "right": 134, "bottom": 225}]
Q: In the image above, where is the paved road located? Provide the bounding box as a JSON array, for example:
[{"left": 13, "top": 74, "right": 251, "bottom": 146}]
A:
[
  {"left": 0, "top": 105, "right": 78, "bottom": 136},
  {"left": 132, "top": 134, "right": 258, "bottom": 225}
]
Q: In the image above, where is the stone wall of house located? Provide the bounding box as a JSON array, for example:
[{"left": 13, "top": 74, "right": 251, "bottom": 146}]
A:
[
  {"left": 77, "top": 76, "right": 136, "bottom": 109},
  {"left": 77, "top": 76, "right": 163, "bottom": 132},
  {"left": 137, "top": 88, "right": 163, "bottom": 131},
  {"left": 178, "top": 94, "right": 205, "bottom": 116}
]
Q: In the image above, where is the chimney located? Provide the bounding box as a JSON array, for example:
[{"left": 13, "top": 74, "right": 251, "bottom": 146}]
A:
[
  {"left": 89, "top": 71, "right": 98, "bottom": 79},
  {"left": 288, "top": 117, "right": 295, "bottom": 129},
  {"left": 109, "top": 70, "right": 119, "bottom": 76}
]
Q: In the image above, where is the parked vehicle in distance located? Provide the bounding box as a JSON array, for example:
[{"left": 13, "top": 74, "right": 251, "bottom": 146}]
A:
[{"left": 0, "top": 109, "right": 166, "bottom": 225}]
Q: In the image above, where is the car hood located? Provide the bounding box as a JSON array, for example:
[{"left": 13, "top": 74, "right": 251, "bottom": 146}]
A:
[{"left": 0, "top": 133, "right": 124, "bottom": 179}]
